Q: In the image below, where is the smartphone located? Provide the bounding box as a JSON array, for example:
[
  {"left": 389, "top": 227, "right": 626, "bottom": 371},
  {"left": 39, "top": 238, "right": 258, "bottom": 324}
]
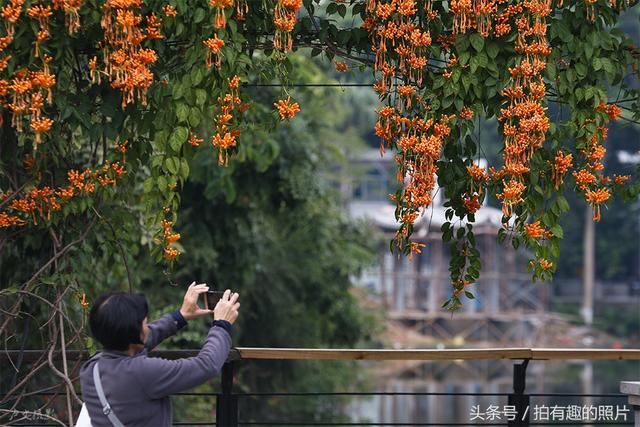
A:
[{"left": 204, "top": 290, "right": 225, "bottom": 311}]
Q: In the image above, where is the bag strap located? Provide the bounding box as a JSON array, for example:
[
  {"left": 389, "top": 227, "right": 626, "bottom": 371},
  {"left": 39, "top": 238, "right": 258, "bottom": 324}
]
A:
[{"left": 93, "top": 362, "right": 125, "bottom": 427}]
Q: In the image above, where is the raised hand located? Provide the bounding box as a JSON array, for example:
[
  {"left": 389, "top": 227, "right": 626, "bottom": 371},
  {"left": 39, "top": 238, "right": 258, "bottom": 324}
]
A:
[
  {"left": 213, "top": 289, "right": 240, "bottom": 324},
  {"left": 179, "top": 282, "right": 213, "bottom": 321}
]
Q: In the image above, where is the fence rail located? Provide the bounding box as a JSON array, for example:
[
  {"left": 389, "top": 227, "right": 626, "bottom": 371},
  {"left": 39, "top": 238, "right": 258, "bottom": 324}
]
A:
[{"left": 2, "top": 348, "right": 638, "bottom": 427}]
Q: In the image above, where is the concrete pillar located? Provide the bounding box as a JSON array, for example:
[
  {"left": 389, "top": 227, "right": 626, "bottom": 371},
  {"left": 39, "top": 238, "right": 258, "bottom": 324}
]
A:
[{"left": 620, "top": 381, "right": 640, "bottom": 427}]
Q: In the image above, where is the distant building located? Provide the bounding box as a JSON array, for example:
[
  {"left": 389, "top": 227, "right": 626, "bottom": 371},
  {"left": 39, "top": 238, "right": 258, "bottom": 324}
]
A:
[{"left": 343, "top": 150, "right": 549, "bottom": 345}]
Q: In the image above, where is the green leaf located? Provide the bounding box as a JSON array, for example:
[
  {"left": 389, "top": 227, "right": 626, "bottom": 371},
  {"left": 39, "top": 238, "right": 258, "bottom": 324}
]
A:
[
  {"left": 165, "top": 157, "right": 179, "bottom": 174},
  {"left": 593, "top": 57, "right": 602, "bottom": 71},
  {"left": 550, "top": 224, "right": 564, "bottom": 238},
  {"left": 157, "top": 176, "right": 168, "bottom": 191},
  {"left": 180, "top": 158, "right": 190, "bottom": 180},
  {"left": 195, "top": 89, "right": 208, "bottom": 107},
  {"left": 193, "top": 8, "right": 206, "bottom": 23},
  {"left": 188, "top": 107, "right": 201, "bottom": 127},
  {"left": 486, "top": 42, "right": 499, "bottom": 59},
  {"left": 459, "top": 52, "right": 470, "bottom": 66},
  {"left": 176, "top": 103, "right": 189, "bottom": 123},
  {"left": 169, "top": 126, "right": 189, "bottom": 151},
  {"left": 191, "top": 68, "right": 204, "bottom": 86},
  {"left": 584, "top": 43, "right": 594, "bottom": 60},
  {"left": 470, "top": 33, "right": 484, "bottom": 52},
  {"left": 476, "top": 52, "right": 488, "bottom": 68},
  {"left": 557, "top": 195, "right": 570, "bottom": 212},
  {"left": 143, "top": 177, "right": 154, "bottom": 193},
  {"left": 172, "top": 82, "right": 184, "bottom": 100}
]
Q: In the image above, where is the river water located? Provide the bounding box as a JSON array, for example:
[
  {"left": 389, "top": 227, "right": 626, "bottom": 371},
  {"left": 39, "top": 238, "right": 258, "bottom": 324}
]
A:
[{"left": 345, "top": 359, "right": 640, "bottom": 426}]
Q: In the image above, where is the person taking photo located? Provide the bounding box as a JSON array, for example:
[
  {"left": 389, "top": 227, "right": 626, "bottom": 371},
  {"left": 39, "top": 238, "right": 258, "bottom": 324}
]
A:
[{"left": 79, "top": 283, "right": 240, "bottom": 427}]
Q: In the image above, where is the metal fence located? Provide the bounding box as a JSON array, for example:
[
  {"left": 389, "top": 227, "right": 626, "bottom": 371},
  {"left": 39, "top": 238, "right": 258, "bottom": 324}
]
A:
[{"left": 2, "top": 348, "right": 639, "bottom": 426}]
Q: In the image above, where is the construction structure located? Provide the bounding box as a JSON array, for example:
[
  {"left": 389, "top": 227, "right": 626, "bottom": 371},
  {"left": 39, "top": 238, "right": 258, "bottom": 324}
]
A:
[{"left": 344, "top": 150, "right": 551, "bottom": 346}]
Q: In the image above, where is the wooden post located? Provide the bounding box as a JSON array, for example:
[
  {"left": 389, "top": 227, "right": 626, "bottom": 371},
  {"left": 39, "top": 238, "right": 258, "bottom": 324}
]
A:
[
  {"left": 216, "top": 361, "right": 238, "bottom": 427},
  {"left": 582, "top": 207, "right": 595, "bottom": 325},
  {"left": 508, "top": 359, "right": 530, "bottom": 427}
]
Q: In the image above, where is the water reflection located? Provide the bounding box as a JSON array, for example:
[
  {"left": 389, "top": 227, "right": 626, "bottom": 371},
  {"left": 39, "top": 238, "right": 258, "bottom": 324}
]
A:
[{"left": 347, "top": 359, "right": 639, "bottom": 426}]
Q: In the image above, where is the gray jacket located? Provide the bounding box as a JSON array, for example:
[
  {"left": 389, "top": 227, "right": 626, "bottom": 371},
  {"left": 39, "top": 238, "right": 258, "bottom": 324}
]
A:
[{"left": 79, "top": 314, "right": 231, "bottom": 427}]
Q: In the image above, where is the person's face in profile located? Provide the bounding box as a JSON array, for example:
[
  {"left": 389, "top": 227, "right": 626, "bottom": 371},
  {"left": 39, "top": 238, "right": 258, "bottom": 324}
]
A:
[
  {"left": 130, "top": 317, "right": 149, "bottom": 354},
  {"left": 140, "top": 317, "right": 149, "bottom": 344}
]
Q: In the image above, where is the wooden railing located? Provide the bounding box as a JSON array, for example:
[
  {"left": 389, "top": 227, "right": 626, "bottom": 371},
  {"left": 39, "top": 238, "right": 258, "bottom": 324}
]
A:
[
  {"left": 231, "top": 347, "right": 640, "bottom": 361},
  {"left": 5, "top": 347, "right": 640, "bottom": 362},
  {"left": 2, "top": 348, "right": 639, "bottom": 426}
]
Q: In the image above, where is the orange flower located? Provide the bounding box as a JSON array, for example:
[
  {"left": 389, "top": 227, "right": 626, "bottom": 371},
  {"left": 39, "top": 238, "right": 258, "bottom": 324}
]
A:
[
  {"left": 162, "top": 4, "right": 177, "bottom": 16},
  {"left": 115, "top": 139, "right": 129, "bottom": 154},
  {"left": 164, "top": 247, "right": 180, "bottom": 261},
  {"left": 459, "top": 107, "right": 473, "bottom": 120},
  {"left": 188, "top": 134, "right": 203, "bottom": 147},
  {"left": 212, "top": 132, "right": 236, "bottom": 149},
  {"left": 573, "top": 169, "right": 596, "bottom": 191},
  {"left": 467, "top": 164, "right": 488, "bottom": 182},
  {"left": 228, "top": 75, "right": 241, "bottom": 90},
  {"left": 463, "top": 193, "right": 481, "bottom": 213},
  {"left": 212, "top": 132, "right": 237, "bottom": 165},
  {"left": 209, "top": 0, "right": 233, "bottom": 28},
  {"left": 274, "top": 96, "right": 300, "bottom": 120},
  {"left": 551, "top": 151, "right": 573, "bottom": 189},
  {"left": 606, "top": 104, "right": 621, "bottom": 120},
  {"left": 0, "top": 212, "right": 26, "bottom": 228},
  {"left": 30, "top": 117, "right": 53, "bottom": 144},
  {"left": 335, "top": 61, "right": 348, "bottom": 72},
  {"left": 497, "top": 179, "right": 525, "bottom": 216},
  {"left": 585, "top": 188, "right": 610, "bottom": 222},
  {"left": 614, "top": 174, "right": 630, "bottom": 185},
  {"left": 524, "top": 220, "right": 549, "bottom": 239},
  {"left": 408, "top": 241, "right": 426, "bottom": 261},
  {"left": 539, "top": 258, "right": 553, "bottom": 270},
  {"left": 78, "top": 293, "right": 89, "bottom": 310},
  {"left": 203, "top": 36, "right": 225, "bottom": 68}
]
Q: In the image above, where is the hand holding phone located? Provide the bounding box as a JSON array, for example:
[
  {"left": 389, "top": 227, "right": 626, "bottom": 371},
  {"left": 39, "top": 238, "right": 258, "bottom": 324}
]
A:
[
  {"left": 207, "top": 289, "right": 240, "bottom": 324},
  {"left": 179, "top": 282, "right": 212, "bottom": 321}
]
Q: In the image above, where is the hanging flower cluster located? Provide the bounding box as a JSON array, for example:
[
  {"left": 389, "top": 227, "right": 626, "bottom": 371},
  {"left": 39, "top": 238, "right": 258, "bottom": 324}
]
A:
[
  {"left": 160, "top": 219, "right": 181, "bottom": 260},
  {"left": 3, "top": 64, "right": 56, "bottom": 143},
  {"left": 26, "top": 4, "right": 52, "bottom": 58},
  {"left": 0, "top": 159, "right": 127, "bottom": 228},
  {"left": 571, "top": 106, "right": 625, "bottom": 222},
  {"left": 52, "top": 0, "right": 83, "bottom": 33},
  {"left": 99, "top": 0, "right": 160, "bottom": 109},
  {"left": 203, "top": 35, "right": 225, "bottom": 68},
  {"left": 335, "top": 61, "right": 348, "bottom": 72},
  {"left": 188, "top": 133, "right": 203, "bottom": 147},
  {"left": 494, "top": 0, "right": 551, "bottom": 217},
  {"left": 462, "top": 163, "right": 489, "bottom": 214},
  {"left": 364, "top": 0, "right": 461, "bottom": 253},
  {"left": 211, "top": 75, "right": 249, "bottom": 166},
  {"left": 0, "top": 0, "right": 56, "bottom": 148},
  {"left": 274, "top": 0, "right": 302, "bottom": 51},
  {"left": 0, "top": 0, "right": 82, "bottom": 147},
  {"left": 209, "top": 0, "right": 232, "bottom": 29},
  {"left": 551, "top": 150, "right": 573, "bottom": 189},
  {"left": 0, "top": 0, "right": 59, "bottom": 145},
  {"left": 274, "top": 96, "right": 300, "bottom": 120},
  {"left": 524, "top": 220, "right": 550, "bottom": 239},
  {"left": 162, "top": 4, "right": 177, "bottom": 17}
]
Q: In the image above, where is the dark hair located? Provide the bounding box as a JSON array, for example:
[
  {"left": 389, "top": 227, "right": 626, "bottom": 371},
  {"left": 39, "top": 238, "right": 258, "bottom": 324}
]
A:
[{"left": 89, "top": 292, "right": 149, "bottom": 351}]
